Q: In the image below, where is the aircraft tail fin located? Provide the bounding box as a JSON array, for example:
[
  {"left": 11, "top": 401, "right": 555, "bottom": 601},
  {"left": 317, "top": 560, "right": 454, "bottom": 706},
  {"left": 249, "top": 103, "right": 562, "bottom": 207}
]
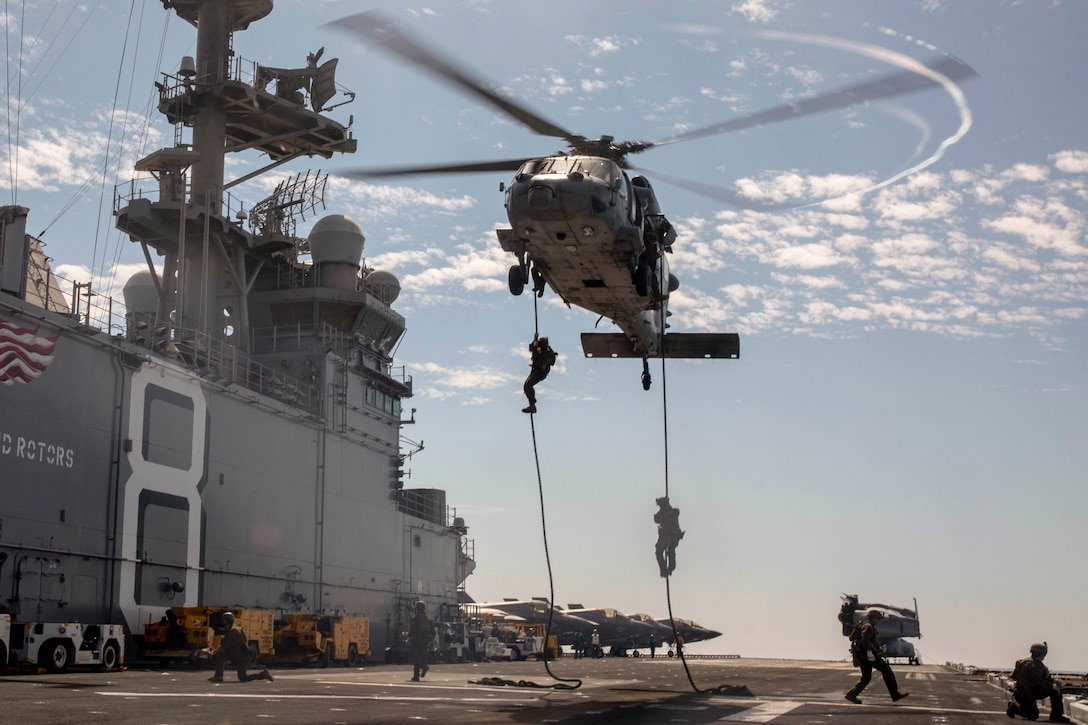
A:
[{"left": 581, "top": 332, "right": 740, "bottom": 359}]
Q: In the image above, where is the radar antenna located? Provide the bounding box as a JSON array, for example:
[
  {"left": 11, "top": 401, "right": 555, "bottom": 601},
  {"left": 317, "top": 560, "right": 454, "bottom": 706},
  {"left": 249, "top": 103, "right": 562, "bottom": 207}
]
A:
[{"left": 248, "top": 170, "right": 328, "bottom": 247}]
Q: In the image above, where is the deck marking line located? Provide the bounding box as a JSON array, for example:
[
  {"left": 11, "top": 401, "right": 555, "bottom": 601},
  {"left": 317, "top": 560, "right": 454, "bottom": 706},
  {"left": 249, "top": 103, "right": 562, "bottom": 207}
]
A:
[
  {"left": 98, "top": 691, "right": 533, "bottom": 703},
  {"left": 718, "top": 700, "right": 803, "bottom": 722}
]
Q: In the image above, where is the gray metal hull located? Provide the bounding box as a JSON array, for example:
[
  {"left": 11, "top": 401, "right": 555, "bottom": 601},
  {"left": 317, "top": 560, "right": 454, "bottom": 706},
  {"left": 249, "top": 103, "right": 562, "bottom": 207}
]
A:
[{"left": 0, "top": 297, "right": 468, "bottom": 657}]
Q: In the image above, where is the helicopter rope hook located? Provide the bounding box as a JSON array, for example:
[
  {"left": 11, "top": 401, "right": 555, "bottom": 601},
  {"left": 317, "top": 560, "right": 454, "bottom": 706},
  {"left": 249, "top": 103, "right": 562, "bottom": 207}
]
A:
[{"left": 657, "top": 356, "right": 751, "bottom": 698}]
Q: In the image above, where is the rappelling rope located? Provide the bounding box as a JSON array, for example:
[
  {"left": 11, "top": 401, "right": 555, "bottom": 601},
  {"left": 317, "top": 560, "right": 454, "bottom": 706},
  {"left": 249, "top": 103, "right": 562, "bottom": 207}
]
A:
[
  {"left": 530, "top": 287, "right": 583, "bottom": 683},
  {"left": 660, "top": 342, "right": 750, "bottom": 698},
  {"left": 527, "top": 412, "right": 580, "bottom": 689},
  {"left": 478, "top": 286, "right": 581, "bottom": 691},
  {"left": 658, "top": 354, "right": 701, "bottom": 691}
]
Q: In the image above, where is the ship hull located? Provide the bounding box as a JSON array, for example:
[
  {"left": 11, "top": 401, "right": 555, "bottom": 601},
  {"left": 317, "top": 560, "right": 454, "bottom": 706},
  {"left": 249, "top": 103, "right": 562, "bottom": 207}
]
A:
[{"left": 0, "top": 299, "right": 465, "bottom": 657}]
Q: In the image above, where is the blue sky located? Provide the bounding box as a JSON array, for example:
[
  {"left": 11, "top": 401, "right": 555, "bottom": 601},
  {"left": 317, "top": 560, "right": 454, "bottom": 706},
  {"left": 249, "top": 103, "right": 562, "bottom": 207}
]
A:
[{"left": 2, "top": 0, "right": 1085, "bottom": 670}]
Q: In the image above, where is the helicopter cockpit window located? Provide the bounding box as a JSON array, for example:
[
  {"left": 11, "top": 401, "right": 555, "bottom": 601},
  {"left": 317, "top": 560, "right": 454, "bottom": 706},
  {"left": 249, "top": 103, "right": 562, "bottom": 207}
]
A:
[
  {"left": 532, "top": 157, "right": 572, "bottom": 175},
  {"left": 573, "top": 158, "right": 617, "bottom": 184},
  {"left": 523, "top": 156, "right": 619, "bottom": 184}
]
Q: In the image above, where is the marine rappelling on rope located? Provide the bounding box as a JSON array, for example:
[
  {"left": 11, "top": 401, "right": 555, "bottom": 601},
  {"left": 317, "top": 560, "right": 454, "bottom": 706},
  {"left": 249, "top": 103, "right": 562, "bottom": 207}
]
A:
[
  {"left": 522, "top": 333, "right": 557, "bottom": 414},
  {"left": 654, "top": 496, "right": 684, "bottom": 578}
]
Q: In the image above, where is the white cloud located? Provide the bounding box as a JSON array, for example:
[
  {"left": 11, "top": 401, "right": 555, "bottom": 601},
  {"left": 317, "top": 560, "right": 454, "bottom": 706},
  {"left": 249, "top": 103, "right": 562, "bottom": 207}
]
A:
[
  {"left": 670, "top": 155, "right": 1088, "bottom": 344},
  {"left": 731, "top": 0, "right": 779, "bottom": 23},
  {"left": 409, "top": 360, "right": 518, "bottom": 391},
  {"left": 984, "top": 195, "right": 1087, "bottom": 257},
  {"left": 1052, "top": 150, "right": 1088, "bottom": 174},
  {"left": 772, "top": 243, "right": 846, "bottom": 269},
  {"left": 325, "top": 178, "right": 476, "bottom": 222},
  {"left": 564, "top": 34, "right": 636, "bottom": 58}
]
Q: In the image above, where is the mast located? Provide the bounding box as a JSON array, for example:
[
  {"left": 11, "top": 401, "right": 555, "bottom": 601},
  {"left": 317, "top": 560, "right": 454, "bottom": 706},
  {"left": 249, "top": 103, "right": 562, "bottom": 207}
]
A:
[{"left": 116, "top": 0, "right": 357, "bottom": 351}]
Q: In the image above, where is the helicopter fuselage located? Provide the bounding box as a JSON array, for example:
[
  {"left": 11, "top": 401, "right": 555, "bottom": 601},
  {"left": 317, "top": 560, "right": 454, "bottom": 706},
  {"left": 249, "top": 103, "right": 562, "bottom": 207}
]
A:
[{"left": 497, "top": 155, "right": 673, "bottom": 356}]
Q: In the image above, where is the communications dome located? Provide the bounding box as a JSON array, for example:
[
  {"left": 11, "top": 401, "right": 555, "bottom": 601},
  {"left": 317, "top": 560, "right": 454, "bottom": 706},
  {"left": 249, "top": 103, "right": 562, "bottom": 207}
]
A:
[
  {"left": 367, "top": 269, "right": 400, "bottom": 304},
  {"left": 123, "top": 269, "right": 159, "bottom": 315},
  {"left": 308, "top": 214, "right": 365, "bottom": 290},
  {"left": 308, "top": 214, "right": 365, "bottom": 265}
]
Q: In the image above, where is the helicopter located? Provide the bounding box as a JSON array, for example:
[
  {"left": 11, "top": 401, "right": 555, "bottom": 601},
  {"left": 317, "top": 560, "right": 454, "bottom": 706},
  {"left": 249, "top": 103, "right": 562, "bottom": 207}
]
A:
[
  {"left": 838, "top": 593, "right": 923, "bottom": 665},
  {"left": 330, "top": 12, "right": 976, "bottom": 389}
]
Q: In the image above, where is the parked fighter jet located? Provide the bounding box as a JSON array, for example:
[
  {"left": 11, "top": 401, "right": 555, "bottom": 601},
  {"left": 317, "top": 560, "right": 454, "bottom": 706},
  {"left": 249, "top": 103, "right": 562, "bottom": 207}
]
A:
[
  {"left": 474, "top": 598, "right": 597, "bottom": 636},
  {"left": 654, "top": 616, "right": 723, "bottom": 646},
  {"left": 473, "top": 598, "right": 719, "bottom": 656},
  {"left": 628, "top": 613, "right": 679, "bottom": 644},
  {"left": 838, "top": 593, "right": 922, "bottom": 665},
  {"left": 562, "top": 605, "right": 665, "bottom": 655}
]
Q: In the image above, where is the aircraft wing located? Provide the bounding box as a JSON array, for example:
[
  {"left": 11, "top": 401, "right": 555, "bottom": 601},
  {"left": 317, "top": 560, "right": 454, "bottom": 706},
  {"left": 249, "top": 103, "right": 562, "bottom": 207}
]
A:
[
  {"left": 476, "top": 607, "right": 527, "bottom": 623},
  {"left": 476, "top": 600, "right": 595, "bottom": 634},
  {"left": 581, "top": 332, "right": 740, "bottom": 359}
]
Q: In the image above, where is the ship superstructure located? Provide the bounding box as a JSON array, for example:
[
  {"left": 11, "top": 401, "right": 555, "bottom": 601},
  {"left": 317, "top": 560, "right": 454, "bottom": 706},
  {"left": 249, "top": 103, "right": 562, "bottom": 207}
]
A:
[{"left": 0, "top": 0, "right": 473, "bottom": 660}]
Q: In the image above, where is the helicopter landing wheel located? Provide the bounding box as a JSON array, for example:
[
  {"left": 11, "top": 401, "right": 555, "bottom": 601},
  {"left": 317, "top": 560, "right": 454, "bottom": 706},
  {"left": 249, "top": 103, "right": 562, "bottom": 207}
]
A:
[
  {"left": 641, "top": 358, "right": 652, "bottom": 390},
  {"left": 508, "top": 264, "right": 526, "bottom": 296}
]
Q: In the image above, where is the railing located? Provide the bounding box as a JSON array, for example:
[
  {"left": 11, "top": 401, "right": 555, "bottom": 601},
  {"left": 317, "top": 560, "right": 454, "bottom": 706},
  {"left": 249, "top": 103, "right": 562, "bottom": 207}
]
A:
[
  {"left": 128, "top": 311, "right": 322, "bottom": 416},
  {"left": 252, "top": 322, "right": 412, "bottom": 389},
  {"left": 55, "top": 270, "right": 128, "bottom": 336},
  {"left": 18, "top": 254, "right": 415, "bottom": 420},
  {"left": 157, "top": 53, "right": 334, "bottom": 119},
  {"left": 113, "top": 177, "right": 251, "bottom": 230}
]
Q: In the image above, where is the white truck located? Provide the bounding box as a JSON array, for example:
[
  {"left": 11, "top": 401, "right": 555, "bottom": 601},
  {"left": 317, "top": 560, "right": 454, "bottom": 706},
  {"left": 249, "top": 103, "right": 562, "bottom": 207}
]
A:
[
  {"left": 0, "top": 613, "right": 9, "bottom": 667},
  {"left": 483, "top": 633, "right": 545, "bottom": 661},
  {"left": 3, "top": 616, "right": 125, "bottom": 672}
]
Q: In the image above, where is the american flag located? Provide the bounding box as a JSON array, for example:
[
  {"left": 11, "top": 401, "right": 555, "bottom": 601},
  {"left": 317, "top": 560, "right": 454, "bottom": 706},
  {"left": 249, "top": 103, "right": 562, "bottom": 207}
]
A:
[{"left": 0, "top": 319, "right": 59, "bottom": 385}]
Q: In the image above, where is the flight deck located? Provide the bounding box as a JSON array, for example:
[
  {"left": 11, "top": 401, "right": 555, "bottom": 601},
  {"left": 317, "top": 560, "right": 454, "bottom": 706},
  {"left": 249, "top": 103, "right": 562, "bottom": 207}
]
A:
[{"left": 6, "top": 656, "right": 1083, "bottom": 724}]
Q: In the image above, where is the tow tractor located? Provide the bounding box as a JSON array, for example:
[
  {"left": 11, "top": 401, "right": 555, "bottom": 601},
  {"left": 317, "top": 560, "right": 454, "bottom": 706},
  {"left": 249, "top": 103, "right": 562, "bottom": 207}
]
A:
[
  {"left": 141, "top": 607, "right": 274, "bottom": 664},
  {"left": 2, "top": 614, "right": 125, "bottom": 672},
  {"left": 484, "top": 623, "right": 547, "bottom": 661}
]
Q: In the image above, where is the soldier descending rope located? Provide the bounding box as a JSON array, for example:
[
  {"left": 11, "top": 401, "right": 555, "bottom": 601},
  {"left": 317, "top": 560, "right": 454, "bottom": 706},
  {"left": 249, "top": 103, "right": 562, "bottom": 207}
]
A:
[
  {"left": 653, "top": 497, "right": 683, "bottom": 577},
  {"left": 522, "top": 334, "right": 557, "bottom": 414}
]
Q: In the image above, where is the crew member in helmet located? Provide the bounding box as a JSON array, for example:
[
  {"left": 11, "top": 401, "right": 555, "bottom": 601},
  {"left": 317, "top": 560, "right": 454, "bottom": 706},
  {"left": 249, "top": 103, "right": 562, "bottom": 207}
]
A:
[
  {"left": 208, "top": 611, "right": 273, "bottom": 683},
  {"left": 845, "top": 610, "right": 909, "bottom": 705},
  {"left": 653, "top": 497, "right": 684, "bottom": 577},
  {"left": 1008, "top": 642, "right": 1069, "bottom": 722},
  {"left": 522, "top": 334, "right": 557, "bottom": 414},
  {"left": 408, "top": 600, "right": 434, "bottom": 681}
]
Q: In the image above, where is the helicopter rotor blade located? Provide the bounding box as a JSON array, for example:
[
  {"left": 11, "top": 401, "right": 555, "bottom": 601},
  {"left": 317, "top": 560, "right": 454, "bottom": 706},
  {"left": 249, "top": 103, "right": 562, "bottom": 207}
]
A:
[
  {"left": 630, "top": 165, "right": 795, "bottom": 212},
  {"left": 341, "top": 158, "right": 529, "bottom": 179},
  {"left": 648, "top": 54, "right": 977, "bottom": 149},
  {"left": 329, "top": 11, "right": 578, "bottom": 143}
]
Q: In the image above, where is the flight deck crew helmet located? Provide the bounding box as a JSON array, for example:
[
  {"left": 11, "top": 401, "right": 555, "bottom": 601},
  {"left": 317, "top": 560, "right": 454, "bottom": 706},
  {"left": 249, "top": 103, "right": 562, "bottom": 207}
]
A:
[
  {"left": 222, "top": 611, "right": 235, "bottom": 624},
  {"left": 415, "top": 600, "right": 426, "bottom": 612},
  {"left": 1030, "top": 642, "right": 1048, "bottom": 657},
  {"left": 866, "top": 610, "right": 884, "bottom": 621}
]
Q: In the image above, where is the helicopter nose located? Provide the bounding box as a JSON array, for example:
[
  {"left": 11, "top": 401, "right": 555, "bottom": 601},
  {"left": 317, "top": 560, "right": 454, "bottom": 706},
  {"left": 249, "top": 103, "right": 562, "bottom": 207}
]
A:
[{"left": 528, "top": 184, "right": 553, "bottom": 211}]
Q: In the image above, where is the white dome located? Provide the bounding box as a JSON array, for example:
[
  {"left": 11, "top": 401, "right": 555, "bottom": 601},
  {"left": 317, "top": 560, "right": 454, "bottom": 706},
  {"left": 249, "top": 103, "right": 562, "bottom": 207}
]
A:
[
  {"left": 367, "top": 269, "right": 401, "bottom": 303},
  {"left": 308, "top": 214, "right": 365, "bottom": 266},
  {"left": 123, "top": 269, "right": 159, "bottom": 314}
]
